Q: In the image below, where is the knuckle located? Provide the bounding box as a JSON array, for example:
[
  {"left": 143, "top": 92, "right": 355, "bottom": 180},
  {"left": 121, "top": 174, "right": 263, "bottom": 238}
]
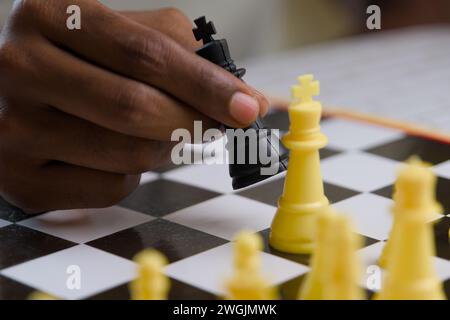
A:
[
  {"left": 121, "top": 31, "right": 169, "bottom": 76},
  {"left": 102, "top": 175, "right": 139, "bottom": 205},
  {"left": 0, "top": 42, "right": 18, "bottom": 78},
  {"left": 0, "top": 169, "right": 49, "bottom": 214},
  {"left": 7, "top": 191, "right": 46, "bottom": 214},
  {"left": 113, "top": 84, "right": 149, "bottom": 125},
  {"left": 127, "top": 142, "right": 160, "bottom": 173},
  {"left": 160, "top": 7, "right": 189, "bottom": 23},
  {"left": 13, "top": 0, "right": 45, "bottom": 17},
  {"left": 0, "top": 41, "right": 34, "bottom": 84},
  {"left": 0, "top": 105, "right": 16, "bottom": 146}
]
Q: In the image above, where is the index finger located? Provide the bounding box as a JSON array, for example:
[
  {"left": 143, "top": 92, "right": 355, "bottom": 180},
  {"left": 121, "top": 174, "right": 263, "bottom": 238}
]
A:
[{"left": 29, "top": 0, "right": 269, "bottom": 127}]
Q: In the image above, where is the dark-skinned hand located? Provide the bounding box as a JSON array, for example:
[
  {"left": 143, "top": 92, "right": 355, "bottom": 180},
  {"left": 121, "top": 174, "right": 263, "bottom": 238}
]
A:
[{"left": 0, "top": 1, "right": 269, "bottom": 213}]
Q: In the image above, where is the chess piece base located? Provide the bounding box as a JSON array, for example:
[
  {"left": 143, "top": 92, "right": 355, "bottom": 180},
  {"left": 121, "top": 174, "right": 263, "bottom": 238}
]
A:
[{"left": 269, "top": 197, "right": 329, "bottom": 254}]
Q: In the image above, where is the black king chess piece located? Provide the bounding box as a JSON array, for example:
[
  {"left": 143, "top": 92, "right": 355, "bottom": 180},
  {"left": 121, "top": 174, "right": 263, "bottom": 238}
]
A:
[{"left": 193, "top": 16, "right": 288, "bottom": 189}]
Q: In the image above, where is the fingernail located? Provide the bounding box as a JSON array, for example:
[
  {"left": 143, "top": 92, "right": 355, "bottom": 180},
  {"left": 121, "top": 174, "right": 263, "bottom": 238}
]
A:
[
  {"left": 254, "top": 91, "right": 270, "bottom": 117},
  {"left": 248, "top": 86, "right": 269, "bottom": 117},
  {"left": 229, "top": 92, "right": 259, "bottom": 125}
]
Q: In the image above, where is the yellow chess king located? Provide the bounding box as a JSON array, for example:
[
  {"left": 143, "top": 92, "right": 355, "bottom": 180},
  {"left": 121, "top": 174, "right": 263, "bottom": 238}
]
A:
[
  {"left": 376, "top": 159, "right": 445, "bottom": 300},
  {"left": 269, "top": 74, "right": 329, "bottom": 254}
]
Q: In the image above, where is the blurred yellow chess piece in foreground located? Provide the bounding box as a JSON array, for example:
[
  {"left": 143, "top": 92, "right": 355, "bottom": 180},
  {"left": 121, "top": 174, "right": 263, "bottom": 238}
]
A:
[
  {"left": 299, "top": 209, "right": 364, "bottom": 300},
  {"left": 28, "top": 291, "right": 58, "bottom": 300},
  {"left": 376, "top": 158, "right": 445, "bottom": 300},
  {"left": 225, "top": 231, "right": 278, "bottom": 300},
  {"left": 324, "top": 214, "right": 364, "bottom": 300},
  {"left": 130, "top": 249, "right": 170, "bottom": 300},
  {"left": 379, "top": 156, "right": 442, "bottom": 268}
]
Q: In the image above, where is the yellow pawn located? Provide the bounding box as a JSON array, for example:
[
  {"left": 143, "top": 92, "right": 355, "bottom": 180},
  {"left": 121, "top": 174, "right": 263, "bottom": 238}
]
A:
[
  {"left": 379, "top": 157, "right": 442, "bottom": 268},
  {"left": 270, "top": 74, "right": 329, "bottom": 254},
  {"left": 225, "top": 231, "right": 278, "bottom": 300},
  {"left": 28, "top": 291, "right": 58, "bottom": 300},
  {"left": 129, "top": 249, "right": 170, "bottom": 300},
  {"left": 298, "top": 209, "right": 337, "bottom": 300},
  {"left": 376, "top": 159, "right": 445, "bottom": 300},
  {"left": 323, "top": 215, "right": 365, "bottom": 300}
]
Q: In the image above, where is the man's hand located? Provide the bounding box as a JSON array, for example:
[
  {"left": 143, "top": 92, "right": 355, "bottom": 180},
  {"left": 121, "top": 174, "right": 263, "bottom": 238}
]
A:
[
  {"left": 121, "top": 9, "right": 202, "bottom": 52},
  {"left": 0, "top": 0, "right": 269, "bottom": 213}
]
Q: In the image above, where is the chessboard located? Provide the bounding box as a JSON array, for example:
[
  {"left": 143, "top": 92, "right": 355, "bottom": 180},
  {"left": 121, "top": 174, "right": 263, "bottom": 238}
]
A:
[{"left": 0, "top": 111, "right": 449, "bottom": 300}]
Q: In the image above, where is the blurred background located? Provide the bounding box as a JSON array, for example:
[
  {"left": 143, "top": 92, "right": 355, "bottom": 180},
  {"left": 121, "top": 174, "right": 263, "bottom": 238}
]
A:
[
  {"left": 1, "top": 0, "right": 449, "bottom": 59},
  {"left": 1, "top": 0, "right": 450, "bottom": 136}
]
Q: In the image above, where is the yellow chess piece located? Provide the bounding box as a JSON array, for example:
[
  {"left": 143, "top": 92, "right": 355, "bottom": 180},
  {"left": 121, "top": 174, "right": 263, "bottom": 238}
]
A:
[
  {"left": 376, "top": 159, "right": 445, "bottom": 300},
  {"left": 298, "top": 209, "right": 336, "bottom": 300},
  {"left": 28, "top": 291, "right": 58, "bottom": 300},
  {"left": 270, "top": 74, "right": 329, "bottom": 254},
  {"left": 324, "top": 215, "right": 365, "bottom": 300},
  {"left": 225, "top": 231, "right": 278, "bottom": 300},
  {"left": 129, "top": 249, "right": 170, "bottom": 300},
  {"left": 379, "top": 157, "right": 442, "bottom": 268},
  {"left": 299, "top": 209, "right": 365, "bottom": 300}
]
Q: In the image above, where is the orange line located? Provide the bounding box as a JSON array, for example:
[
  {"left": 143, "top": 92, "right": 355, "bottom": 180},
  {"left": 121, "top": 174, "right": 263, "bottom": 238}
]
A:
[
  {"left": 269, "top": 98, "right": 450, "bottom": 144},
  {"left": 323, "top": 107, "right": 450, "bottom": 144}
]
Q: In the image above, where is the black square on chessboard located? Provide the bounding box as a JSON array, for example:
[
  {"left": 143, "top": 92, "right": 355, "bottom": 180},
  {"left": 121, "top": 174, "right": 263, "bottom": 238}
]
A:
[
  {"left": 373, "top": 176, "right": 450, "bottom": 214},
  {"left": 238, "top": 176, "right": 359, "bottom": 207},
  {"left": 445, "top": 279, "right": 450, "bottom": 298},
  {"left": 278, "top": 274, "right": 307, "bottom": 299},
  {"left": 263, "top": 111, "right": 290, "bottom": 132},
  {"left": 0, "top": 275, "right": 34, "bottom": 300},
  {"left": 275, "top": 274, "right": 374, "bottom": 300},
  {"left": 434, "top": 216, "right": 450, "bottom": 261},
  {"left": 119, "top": 179, "right": 221, "bottom": 217},
  {"left": 257, "top": 228, "right": 379, "bottom": 267},
  {"left": 89, "top": 277, "right": 216, "bottom": 300},
  {"left": 87, "top": 219, "right": 228, "bottom": 263},
  {"left": 263, "top": 110, "right": 333, "bottom": 131},
  {"left": 365, "top": 135, "right": 450, "bottom": 165},
  {"left": 0, "top": 197, "right": 29, "bottom": 223},
  {"left": 263, "top": 240, "right": 378, "bottom": 300},
  {"left": 0, "top": 225, "right": 75, "bottom": 269}
]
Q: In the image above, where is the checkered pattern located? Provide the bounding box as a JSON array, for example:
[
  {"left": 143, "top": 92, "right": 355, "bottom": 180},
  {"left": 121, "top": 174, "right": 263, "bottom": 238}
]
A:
[{"left": 0, "top": 113, "right": 449, "bottom": 300}]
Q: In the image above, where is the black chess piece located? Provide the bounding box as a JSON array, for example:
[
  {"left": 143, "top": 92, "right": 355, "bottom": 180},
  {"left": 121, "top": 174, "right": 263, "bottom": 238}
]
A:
[{"left": 193, "top": 16, "right": 288, "bottom": 189}]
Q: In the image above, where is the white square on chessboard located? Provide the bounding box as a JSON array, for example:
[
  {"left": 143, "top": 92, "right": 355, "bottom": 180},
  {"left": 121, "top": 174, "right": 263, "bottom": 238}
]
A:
[
  {"left": 184, "top": 138, "right": 228, "bottom": 164},
  {"left": 165, "top": 242, "right": 309, "bottom": 296},
  {"left": 321, "top": 151, "right": 399, "bottom": 192},
  {"left": 334, "top": 193, "right": 444, "bottom": 241},
  {"left": 140, "top": 172, "right": 159, "bottom": 185},
  {"left": 0, "top": 245, "right": 136, "bottom": 300},
  {"left": 164, "top": 136, "right": 235, "bottom": 193},
  {"left": 18, "top": 206, "right": 153, "bottom": 243},
  {"left": 163, "top": 163, "right": 233, "bottom": 194},
  {"left": 321, "top": 118, "right": 405, "bottom": 151},
  {"left": 164, "top": 194, "right": 276, "bottom": 240},
  {"left": 358, "top": 242, "right": 450, "bottom": 292},
  {"left": 0, "top": 218, "right": 11, "bottom": 228},
  {"left": 333, "top": 193, "right": 394, "bottom": 241},
  {"left": 434, "top": 160, "right": 450, "bottom": 179}
]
